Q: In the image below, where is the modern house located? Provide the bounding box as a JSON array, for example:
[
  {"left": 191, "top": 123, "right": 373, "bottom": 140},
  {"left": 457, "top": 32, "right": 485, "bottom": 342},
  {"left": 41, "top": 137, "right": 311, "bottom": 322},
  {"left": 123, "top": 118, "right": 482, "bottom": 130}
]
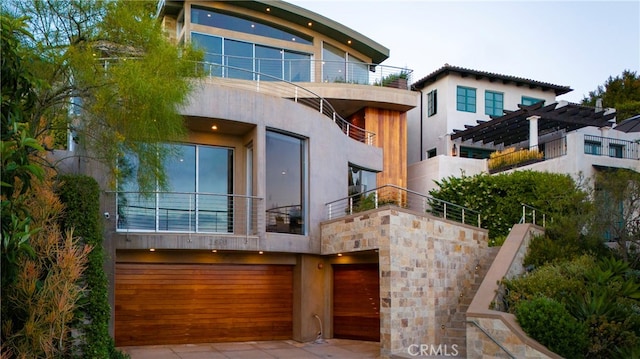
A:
[
  {"left": 407, "top": 65, "right": 640, "bottom": 195},
  {"left": 104, "top": 0, "right": 434, "bottom": 355},
  {"left": 72, "top": 1, "right": 639, "bottom": 358}
]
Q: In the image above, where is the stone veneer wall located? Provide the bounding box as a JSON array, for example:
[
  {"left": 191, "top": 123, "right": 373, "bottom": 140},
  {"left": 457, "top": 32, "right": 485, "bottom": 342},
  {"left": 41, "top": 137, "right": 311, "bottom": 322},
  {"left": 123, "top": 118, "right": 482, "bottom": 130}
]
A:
[
  {"left": 321, "top": 206, "right": 489, "bottom": 358},
  {"left": 466, "top": 224, "right": 561, "bottom": 359}
]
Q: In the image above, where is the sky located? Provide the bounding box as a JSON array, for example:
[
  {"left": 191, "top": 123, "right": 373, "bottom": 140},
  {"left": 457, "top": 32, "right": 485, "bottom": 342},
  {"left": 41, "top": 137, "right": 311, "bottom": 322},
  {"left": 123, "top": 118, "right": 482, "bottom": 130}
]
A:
[{"left": 289, "top": 0, "right": 640, "bottom": 103}]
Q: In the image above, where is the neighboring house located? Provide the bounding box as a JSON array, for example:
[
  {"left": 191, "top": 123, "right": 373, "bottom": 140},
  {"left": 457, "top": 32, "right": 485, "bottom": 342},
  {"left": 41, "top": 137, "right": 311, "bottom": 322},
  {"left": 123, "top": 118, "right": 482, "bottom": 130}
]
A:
[{"left": 407, "top": 65, "right": 640, "bottom": 195}]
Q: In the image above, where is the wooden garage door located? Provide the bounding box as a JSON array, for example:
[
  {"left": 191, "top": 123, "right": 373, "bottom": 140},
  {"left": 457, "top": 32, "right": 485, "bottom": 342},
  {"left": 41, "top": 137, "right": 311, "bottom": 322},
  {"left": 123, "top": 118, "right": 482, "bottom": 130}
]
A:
[
  {"left": 333, "top": 263, "right": 380, "bottom": 341},
  {"left": 115, "top": 263, "right": 293, "bottom": 346}
]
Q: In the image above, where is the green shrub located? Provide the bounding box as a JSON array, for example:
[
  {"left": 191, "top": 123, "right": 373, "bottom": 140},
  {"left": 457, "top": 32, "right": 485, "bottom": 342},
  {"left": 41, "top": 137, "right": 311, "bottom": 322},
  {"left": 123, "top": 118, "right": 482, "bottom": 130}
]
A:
[
  {"left": 585, "top": 315, "right": 639, "bottom": 358},
  {"left": 502, "top": 255, "right": 595, "bottom": 312},
  {"left": 515, "top": 297, "right": 588, "bottom": 358},
  {"left": 57, "top": 175, "right": 129, "bottom": 359}
]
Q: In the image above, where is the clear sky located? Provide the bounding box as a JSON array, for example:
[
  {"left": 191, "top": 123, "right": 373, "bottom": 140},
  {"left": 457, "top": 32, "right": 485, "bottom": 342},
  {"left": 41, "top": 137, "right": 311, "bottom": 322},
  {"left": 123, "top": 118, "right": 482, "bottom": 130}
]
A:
[{"left": 289, "top": 0, "right": 640, "bottom": 103}]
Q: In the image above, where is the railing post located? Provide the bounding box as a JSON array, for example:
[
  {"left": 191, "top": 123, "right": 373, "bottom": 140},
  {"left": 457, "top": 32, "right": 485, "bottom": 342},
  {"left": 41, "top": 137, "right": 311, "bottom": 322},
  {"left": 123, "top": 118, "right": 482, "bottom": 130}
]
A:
[
  {"left": 295, "top": 87, "right": 298, "bottom": 103},
  {"left": 532, "top": 209, "right": 536, "bottom": 225},
  {"left": 542, "top": 213, "right": 546, "bottom": 227},
  {"left": 443, "top": 202, "right": 447, "bottom": 220},
  {"left": 346, "top": 123, "right": 350, "bottom": 137},
  {"left": 462, "top": 208, "right": 465, "bottom": 225},
  {"left": 522, "top": 205, "right": 526, "bottom": 223},
  {"left": 478, "top": 213, "right": 481, "bottom": 228},
  {"left": 328, "top": 203, "right": 333, "bottom": 220},
  {"left": 398, "top": 188, "right": 402, "bottom": 207},
  {"left": 374, "top": 190, "right": 379, "bottom": 209},
  {"left": 319, "top": 99, "right": 323, "bottom": 114},
  {"left": 348, "top": 197, "right": 353, "bottom": 215}
]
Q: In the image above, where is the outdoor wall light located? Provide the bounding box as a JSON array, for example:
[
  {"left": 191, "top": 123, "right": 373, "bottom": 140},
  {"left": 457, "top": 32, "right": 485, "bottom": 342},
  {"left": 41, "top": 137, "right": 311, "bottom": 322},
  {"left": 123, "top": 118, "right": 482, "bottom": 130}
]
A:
[
  {"left": 211, "top": 249, "right": 217, "bottom": 253},
  {"left": 259, "top": 251, "right": 264, "bottom": 255},
  {"left": 337, "top": 253, "right": 343, "bottom": 257},
  {"left": 149, "top": 248, "right": 156, "bottom": 252}
]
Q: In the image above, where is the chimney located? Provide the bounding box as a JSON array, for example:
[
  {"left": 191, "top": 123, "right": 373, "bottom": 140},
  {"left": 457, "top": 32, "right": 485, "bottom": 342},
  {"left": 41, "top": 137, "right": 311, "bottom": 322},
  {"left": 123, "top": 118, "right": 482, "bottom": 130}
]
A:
[{"left": 595, "top": 98, "right": 603, "bottom": 112}]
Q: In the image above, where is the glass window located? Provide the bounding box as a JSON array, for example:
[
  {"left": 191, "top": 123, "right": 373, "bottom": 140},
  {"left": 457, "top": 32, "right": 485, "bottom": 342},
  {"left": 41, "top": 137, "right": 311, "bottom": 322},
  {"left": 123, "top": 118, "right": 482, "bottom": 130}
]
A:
[
  {"left": 255, "top": 45, "right": 283, "bottom": 81},
  {"left": 191, "top": 6, "right": 312, "bottom": 45},
  {"left": 322, "top": 43, "right": 346, "bottom": 83},
  {"left": 427, "top": 89, "right": 437, "bottom": 117},
  {"left": 348, "top": 165, "right": 377, "bottom": 196},
  {"left": 585, "top": 140, "right": 602, "bottom": 155},
  {"left": 266, "top": 131, "right": 306, "bottom": 234},
  {"left": 117, "top": 144, "right": 234, "bottom": 233},
  {"left": 485, "top": 90, "right": 504, "bottom": 117},
  {"left": 347, "top": 54, "right": 368, "bottom": 84},
  {"left": 521, "top": 96, "right": 544, "bottom": 106},
  {"left": 191, "top": 32, "right": 223, "bottom": 76},
  {"left": 284, "top": 51, "right": 311, "bottom": 82},
  {"left": 224, "top": 39, "right": 253, "bottom": 80},
  {"left": 609, "top": 144, "right": 624, "bottom": 158},
  {"left": 456, "top": 86, "right": 476, "bottom": 113}
]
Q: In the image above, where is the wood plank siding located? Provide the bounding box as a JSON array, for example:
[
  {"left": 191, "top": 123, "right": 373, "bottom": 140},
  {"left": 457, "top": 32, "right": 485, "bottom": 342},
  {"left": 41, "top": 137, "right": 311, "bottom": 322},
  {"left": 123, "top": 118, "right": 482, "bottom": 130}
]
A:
[
  {"left": 115, "top": 263, "right": 293, "bottom": 346},
  {"left": 365, "top": 108, "right": 407, "bottom": 188},
  {"left": 333, "top": 263, "right": 380, "bottom": 341}
]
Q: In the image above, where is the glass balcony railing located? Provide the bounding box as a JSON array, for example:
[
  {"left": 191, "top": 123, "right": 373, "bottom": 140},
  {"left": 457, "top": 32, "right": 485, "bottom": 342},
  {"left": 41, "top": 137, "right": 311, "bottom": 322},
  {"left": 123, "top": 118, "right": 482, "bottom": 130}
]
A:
[{"left": 116, "top": 191, "right": 263, "bottom": 235}]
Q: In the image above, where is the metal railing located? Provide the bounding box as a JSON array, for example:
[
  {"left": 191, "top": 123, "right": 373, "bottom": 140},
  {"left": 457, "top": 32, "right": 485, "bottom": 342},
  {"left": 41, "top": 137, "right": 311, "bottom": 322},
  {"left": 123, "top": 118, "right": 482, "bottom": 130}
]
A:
[
  {"left": 488, "top": 137, "right": 567, "bottom": 173},
  {"left": 193, "top": 52, "right": 414, "bottom": 88},
  {"left": 97, "top": 57, "right": 376, "bottom": 145},
  {"left": 584, "top": 134, "right": 639, "bottom": 159},
  {"left": 115, "top": 191, "right": 263, "bottom": 235},
  {"left": 325, "top": 184, "right": 482, "bottom": 228},
  {"left": 265, "top": 204, "right": 303, "bottom": 234},
  {"left": 519, "top": 203, "right": 547, "bottom": 227}
]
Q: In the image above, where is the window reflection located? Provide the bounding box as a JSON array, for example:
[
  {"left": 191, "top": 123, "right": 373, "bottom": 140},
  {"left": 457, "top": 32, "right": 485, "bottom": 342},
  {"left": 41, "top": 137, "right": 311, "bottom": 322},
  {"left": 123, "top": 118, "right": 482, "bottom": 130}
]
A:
[
  {"left": 117, "top": 144, "right": 234, "bottom": 233},
  {"left": 266, "top": 131, "right": 306, "bottom": 234}
]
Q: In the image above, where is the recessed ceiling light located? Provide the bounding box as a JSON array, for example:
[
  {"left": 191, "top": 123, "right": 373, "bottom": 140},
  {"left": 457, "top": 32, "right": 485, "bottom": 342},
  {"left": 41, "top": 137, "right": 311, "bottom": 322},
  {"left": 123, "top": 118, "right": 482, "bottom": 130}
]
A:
[
  {"left": 266, "top": 7, "right": 270, "bottom": 12},
  {"left": 347, "top": 40, "right": 352, "bottom": 45},
  {"left": 212, "top": 249, "right": 217, "bottom": 253},
  {"left": 211, "top": 125, "right": 218, "bottom": 130},
  {"left": 259, "top": 251, "right": 264, "bottom": 254},
  {"left": 149, "top": 248, "right": 156, "bottom": 252},
  {"left": 337, "top": 253, "right": 343, "bottom": 257},
  {"left": 308, "top": 22, "right": 312, "bottom": 27}
]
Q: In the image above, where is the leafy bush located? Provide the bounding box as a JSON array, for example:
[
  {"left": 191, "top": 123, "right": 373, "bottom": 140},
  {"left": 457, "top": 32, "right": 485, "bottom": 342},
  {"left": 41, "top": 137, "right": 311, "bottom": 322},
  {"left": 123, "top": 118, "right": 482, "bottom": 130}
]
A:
[
  {"left": 502, "top": 255, "right": 595, "bottom": 312},
  {"left": 429, "top": 170, "right": 589, "bottom": 238},
  {"left": 515, "top": 296, "right": 588, "bottom": 358}
]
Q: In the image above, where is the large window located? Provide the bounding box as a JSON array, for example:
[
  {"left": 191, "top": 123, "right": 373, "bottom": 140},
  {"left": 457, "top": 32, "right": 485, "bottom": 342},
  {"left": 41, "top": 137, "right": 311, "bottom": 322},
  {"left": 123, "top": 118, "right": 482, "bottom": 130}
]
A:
[
  {"left": 117, "top": 144, "right": 233, "bottom": 233},
  {"left": 191, "top": 32, "right": 311, "bottom": 82},
  {"left": 485, "top": 90, "right": 504, "bottom": 116},
  {"left": 266, "top": 131, "right": 306, "bottom": 234},
  {"left": 585, "top": 140, "right": 602, "bottom": 155},
  {"left": 322, "top": 43, "right": 367, "bottom": 84},
  {"left": 456, "top": 86, "right": 476, "bottom": 113},
  {"left": 427, "top": 89, "right": 437, "bottom": 117},
  {"left": 191, "top": 6, "right": 312, "bottom": 45}
]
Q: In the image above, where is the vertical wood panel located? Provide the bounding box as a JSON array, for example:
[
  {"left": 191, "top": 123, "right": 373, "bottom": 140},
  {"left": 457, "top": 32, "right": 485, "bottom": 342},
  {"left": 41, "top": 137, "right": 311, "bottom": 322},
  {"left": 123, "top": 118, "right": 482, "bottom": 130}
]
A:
[
  {"left": 365, "top": 108, "right": 407, "bottom": 188},
  {"left": 333, "top": 263, "right": 380, "bottom": 341},
  {"left": 115, "top": 263, "right": 293, "bottom": 346}
]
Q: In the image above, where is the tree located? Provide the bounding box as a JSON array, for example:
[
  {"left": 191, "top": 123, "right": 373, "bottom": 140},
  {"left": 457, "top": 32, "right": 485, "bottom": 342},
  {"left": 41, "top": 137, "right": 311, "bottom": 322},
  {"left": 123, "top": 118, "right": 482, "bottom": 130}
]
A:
[
  {"left": 7, "top": 0, "right": 203, "bottom": 190},
  {"left": 582, "top": 70, "right": 640, "bottom": 122},
  {"left": 589, "top": 168, "right": 640, "bottom": 268}
]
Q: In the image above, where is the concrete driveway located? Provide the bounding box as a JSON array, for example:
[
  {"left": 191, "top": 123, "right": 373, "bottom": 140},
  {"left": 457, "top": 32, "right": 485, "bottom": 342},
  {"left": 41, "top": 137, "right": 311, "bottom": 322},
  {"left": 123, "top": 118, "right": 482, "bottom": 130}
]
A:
[{"left": 118, "top": 338, "right": 381, "bottom": 359}]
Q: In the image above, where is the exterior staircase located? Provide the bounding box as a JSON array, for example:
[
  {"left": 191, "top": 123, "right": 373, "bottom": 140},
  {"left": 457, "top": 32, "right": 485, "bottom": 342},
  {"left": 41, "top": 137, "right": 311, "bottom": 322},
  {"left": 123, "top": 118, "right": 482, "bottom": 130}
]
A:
[{"left": 440, "top": 246, "right": 501, "bottom": 358}]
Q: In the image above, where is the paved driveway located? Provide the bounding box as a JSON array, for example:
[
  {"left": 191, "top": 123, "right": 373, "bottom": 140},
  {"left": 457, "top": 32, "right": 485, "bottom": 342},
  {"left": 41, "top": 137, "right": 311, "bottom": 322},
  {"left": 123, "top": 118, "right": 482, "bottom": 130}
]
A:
[{"left": 118, "top": 339, "right": 381, "bottom": 359}]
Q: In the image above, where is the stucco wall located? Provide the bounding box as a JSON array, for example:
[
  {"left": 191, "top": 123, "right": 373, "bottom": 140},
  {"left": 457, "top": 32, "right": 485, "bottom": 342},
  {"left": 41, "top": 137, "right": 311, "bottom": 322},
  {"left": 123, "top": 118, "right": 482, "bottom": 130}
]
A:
[{"left": 321, "top": 207, "right": 488, "bottom": 358}]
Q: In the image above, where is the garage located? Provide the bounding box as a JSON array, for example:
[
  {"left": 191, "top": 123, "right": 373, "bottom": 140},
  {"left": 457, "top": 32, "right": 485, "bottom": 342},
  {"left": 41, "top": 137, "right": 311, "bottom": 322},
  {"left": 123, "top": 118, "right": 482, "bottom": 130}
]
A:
[
  {"left": 115, "top": 263, "right": 293, "bottom": 346},
  {"left": 332, "top": 263, "right": 380, "bottom": 341}
]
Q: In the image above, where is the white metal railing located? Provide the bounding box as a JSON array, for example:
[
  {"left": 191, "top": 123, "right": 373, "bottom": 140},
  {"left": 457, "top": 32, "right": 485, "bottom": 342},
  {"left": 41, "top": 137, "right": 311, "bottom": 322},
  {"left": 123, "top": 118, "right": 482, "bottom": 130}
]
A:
[
  {"left": 115, "top": 191, "right": 263, "bottom": 235},
  {"left": 325, "top": 184, "right": 482, "bottom": 228},
  {"left": 519, "top": 203, "right": 547, "bottom": 227}
]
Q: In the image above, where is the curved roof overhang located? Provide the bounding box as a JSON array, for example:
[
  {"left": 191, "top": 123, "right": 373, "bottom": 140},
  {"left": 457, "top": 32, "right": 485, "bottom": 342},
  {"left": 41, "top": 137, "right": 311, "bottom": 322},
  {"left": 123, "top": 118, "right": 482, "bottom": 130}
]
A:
[
  {"left": 451, "top": 102, "right": 616, "bottom": 147},
  {"left": 160, "top": 0, "right": 390, "bottom": 64}
]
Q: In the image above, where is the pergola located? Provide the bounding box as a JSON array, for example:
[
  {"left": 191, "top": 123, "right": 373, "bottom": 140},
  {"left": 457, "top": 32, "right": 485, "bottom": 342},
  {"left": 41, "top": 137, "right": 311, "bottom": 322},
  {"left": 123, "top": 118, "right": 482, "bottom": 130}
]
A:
[{"left": 451, "top": 101, "right": 616, "bottom": 147}]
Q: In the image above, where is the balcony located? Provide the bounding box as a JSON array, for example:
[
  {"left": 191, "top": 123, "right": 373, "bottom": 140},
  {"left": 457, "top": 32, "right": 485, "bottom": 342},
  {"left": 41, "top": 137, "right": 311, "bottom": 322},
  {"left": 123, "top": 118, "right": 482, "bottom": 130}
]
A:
[
  {"left": 488, "top": 137, "right": 567, "bottom": 174},
  {"left": 583, "top": 134, "right": 639, "bottom": 159},
  {"left": 115, "top": 191, "right": 263, "bottom": 236}
]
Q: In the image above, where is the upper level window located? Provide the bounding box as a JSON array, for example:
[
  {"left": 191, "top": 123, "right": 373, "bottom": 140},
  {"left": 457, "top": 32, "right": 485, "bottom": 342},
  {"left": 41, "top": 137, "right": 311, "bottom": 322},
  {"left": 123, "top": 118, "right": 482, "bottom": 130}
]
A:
[
  {"left": 117, "top": 144, "right": 234, "bottom": 233},
  {"left": 191, "top": 32, "right": 311, "bottom": 82},
  {"left": 456, "top": 86, "right": 476, "bottom": 113},
  {"left": 427, "top": 89, "right": 437, "bottom": 117},
  {"left": 322, "top": 43, "right": 367, "bottom": 84},
  {"left": 191, "top": 6, "right": 312, "bottom": 45},
  {"left": 485, "top": 90, "right": 504, "bottom": 117},
  {"left": 585, "top": 140, "right": 602, "bottom": 155},
  {"left": 609, "top": 144, "right": 624, "bottom": 158},
  {"left": 521, "top": 96, "right": 544, "bottom": 106}
]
